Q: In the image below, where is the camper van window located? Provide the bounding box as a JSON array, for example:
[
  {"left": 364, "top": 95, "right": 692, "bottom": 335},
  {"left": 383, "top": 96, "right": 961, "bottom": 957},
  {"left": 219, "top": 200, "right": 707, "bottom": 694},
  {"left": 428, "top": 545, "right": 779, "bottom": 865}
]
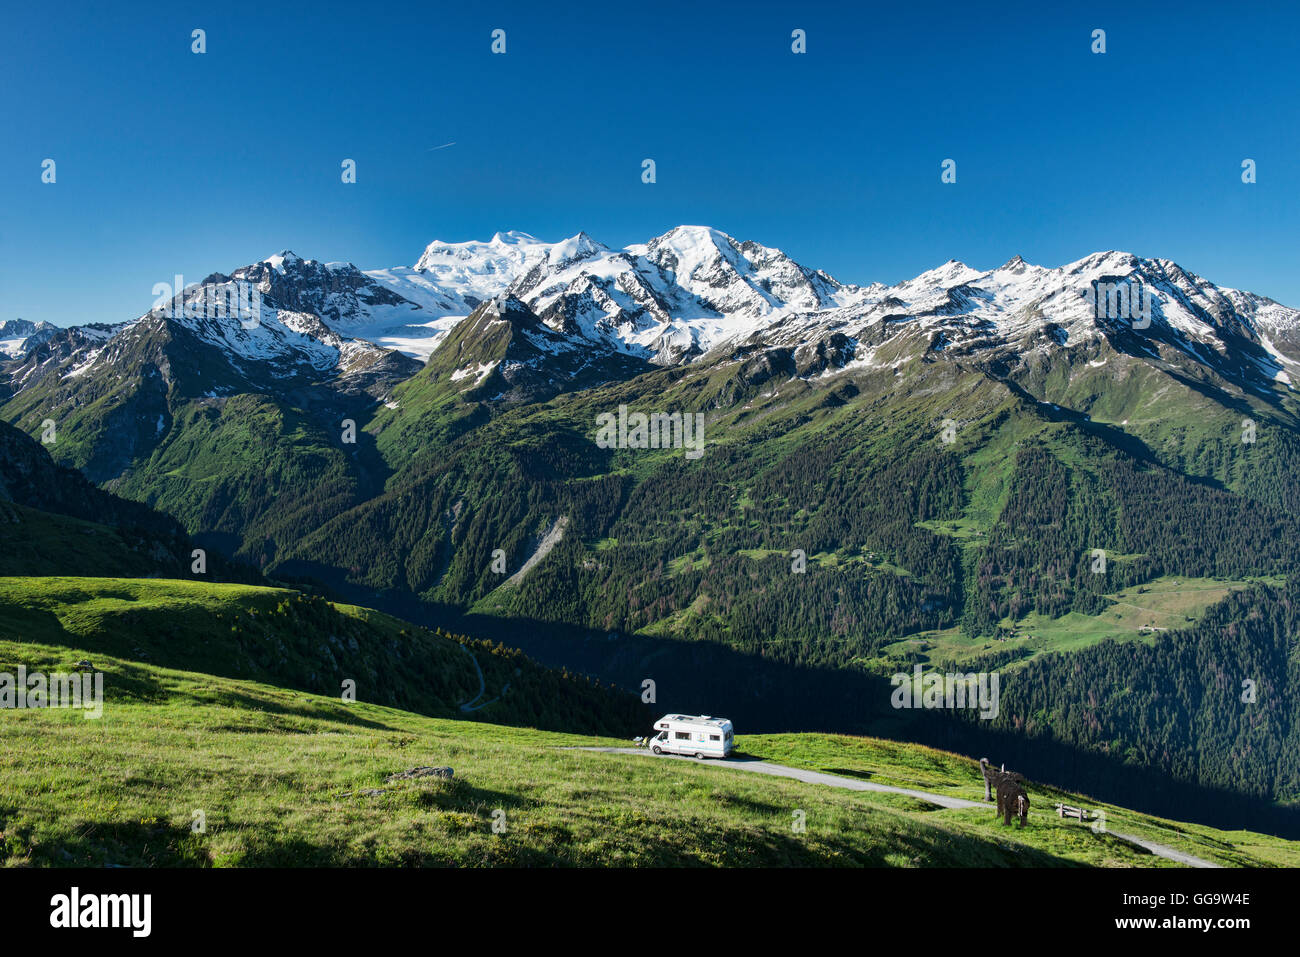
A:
[
  {"left": 709, "top": 734, "right": 720, "bottom": 741},
  {"left": 674, "top": 732, "right": 691, "bottom": 740}
]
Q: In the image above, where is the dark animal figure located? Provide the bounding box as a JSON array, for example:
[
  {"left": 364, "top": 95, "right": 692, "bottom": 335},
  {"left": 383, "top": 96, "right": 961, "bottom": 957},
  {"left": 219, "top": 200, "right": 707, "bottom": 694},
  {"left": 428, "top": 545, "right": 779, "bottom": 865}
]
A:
[
  {"left": 981, "top": 757, "right": 1029, "bottom": 827},
  {"left": 997, "top": 778, "right": 1030, "bottom": 827},
  {"left": 980, "top": 757, "right": 1012, "bottom": 800}
]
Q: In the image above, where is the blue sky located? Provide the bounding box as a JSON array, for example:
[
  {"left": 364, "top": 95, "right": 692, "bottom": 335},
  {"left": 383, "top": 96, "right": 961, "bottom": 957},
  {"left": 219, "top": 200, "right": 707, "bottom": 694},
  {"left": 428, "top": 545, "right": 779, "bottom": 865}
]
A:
[{"left": 3, "top": 0, "right": 1298, "bottom": 326}]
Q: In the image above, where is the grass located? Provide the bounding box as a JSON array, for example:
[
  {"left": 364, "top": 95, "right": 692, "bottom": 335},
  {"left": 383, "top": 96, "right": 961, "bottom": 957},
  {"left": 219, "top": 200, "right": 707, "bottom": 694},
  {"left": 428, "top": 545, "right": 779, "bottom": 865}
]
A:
[
  {"left": 0, "top": 642, "right": 1254, "bottom": 869},
  {"left": 0, "top": 577, "right": 643, "bottom": 736},
  {"left": 0, "top": 504, "right": 166, "bottom": 578},
  {"left": 873, "top": 575, "right": 1274, "bottom": 670},
  {"left": 741, "top": 733, "right": 1300, "bottom": 868},
  {"left": 4, "top": 576, "right": 1298, "bottom": 868}
]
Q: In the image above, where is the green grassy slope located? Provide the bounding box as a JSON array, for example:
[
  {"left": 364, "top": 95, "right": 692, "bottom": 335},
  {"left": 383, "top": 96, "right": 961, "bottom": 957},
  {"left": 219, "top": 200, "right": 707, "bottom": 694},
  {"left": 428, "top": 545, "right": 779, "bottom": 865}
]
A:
[
  {"left": 0, "top": 503, "right": 180, "bottom": 578},
  {"left": 742, "top": 734, "right": 1300, "bottom": 868},
  {"left": 108, "top": 395, "right": 378, "bottom": 568},
  {"left": 871, "top": 574, "right": 1279, "bottom": 674},
  {"left": 3, "top": 632, "right": 1296, "bottom": 867},
  {"left": 0, "top": 418, "right": 258, "bottom": 583},
  {"left": 1, "top": 575, "right": 1297, "bottom": 868},
  {"left": 0, "top": 578, "right": 644, "bottom": 735}
]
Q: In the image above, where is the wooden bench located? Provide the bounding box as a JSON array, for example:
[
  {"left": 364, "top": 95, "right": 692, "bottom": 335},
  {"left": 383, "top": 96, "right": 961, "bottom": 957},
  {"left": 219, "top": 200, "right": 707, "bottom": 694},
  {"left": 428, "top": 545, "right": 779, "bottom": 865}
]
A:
[{"left": 1054, "top": 802, "right": 1094, "bottom": 822}]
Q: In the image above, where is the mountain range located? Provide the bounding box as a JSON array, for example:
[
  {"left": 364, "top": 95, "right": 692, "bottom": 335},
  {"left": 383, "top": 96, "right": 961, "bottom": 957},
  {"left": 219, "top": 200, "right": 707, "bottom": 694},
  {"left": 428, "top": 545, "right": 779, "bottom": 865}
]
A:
[
  {"left": 11, "top": 225, "right": 1299, "bottom": 402},
  {"left": 5, "top": 226, "right": 1300, "bottom": 831}
]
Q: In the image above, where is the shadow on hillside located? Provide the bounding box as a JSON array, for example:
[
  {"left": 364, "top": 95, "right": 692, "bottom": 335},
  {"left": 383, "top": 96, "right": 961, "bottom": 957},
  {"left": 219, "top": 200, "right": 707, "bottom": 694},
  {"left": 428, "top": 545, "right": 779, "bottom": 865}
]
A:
[
  {"left": 39, "top": 820, "right": 210, "bottom": 868},
  {"left": 0, "top": 608, "right": 171, "bottom": 702},
  {"left": 821, "top": 767, "right": 875, "bottom": 780},
  {"left": 190, "top": 687, "right": 406, "bottom": 733},
  {"left": 3, "top": 605, "right": 437, "bottom": 735},
  {"left": 405, "top": 779, "right": 533, "bottom": 814}
]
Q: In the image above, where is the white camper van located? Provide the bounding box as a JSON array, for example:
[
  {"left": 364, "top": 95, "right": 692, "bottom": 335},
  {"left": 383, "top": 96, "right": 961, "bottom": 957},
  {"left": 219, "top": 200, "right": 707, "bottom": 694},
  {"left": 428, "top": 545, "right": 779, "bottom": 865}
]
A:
[{"left": 648, "top": 714, "right": 735, "bottom": 759}]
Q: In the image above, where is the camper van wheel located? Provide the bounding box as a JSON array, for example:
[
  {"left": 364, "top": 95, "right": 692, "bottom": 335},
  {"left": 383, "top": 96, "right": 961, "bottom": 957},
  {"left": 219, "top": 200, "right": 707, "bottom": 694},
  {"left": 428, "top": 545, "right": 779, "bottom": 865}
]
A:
[
  {"left": 695, "top": 752, "right": 705, "bottom": 760},
  {"left": 652, "top": 745, "right": 662, "bottom": 755}
]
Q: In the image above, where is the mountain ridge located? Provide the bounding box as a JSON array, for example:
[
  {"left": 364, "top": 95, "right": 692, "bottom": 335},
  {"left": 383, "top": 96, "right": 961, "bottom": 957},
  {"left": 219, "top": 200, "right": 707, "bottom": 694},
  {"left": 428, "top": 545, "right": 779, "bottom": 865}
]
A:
[
  {"left": 9, "top": 231, "right": 1299, "bottom": 390},
  {"left": 10, "top": 232, "right": 1300, "bottom": 403}
]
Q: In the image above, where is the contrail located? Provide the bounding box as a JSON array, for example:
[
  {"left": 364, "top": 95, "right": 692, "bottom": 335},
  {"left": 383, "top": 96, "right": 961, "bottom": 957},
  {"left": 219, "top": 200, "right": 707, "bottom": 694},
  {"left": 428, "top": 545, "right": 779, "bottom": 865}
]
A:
[{"left": 426, "top": 142, "right": 457, "bottom": 151}]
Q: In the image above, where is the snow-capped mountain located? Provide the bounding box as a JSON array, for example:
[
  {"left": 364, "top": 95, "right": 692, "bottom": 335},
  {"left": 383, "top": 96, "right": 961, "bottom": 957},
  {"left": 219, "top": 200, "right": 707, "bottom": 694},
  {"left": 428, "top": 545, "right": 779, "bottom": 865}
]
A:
[
  {"left": 411, "top": 230, "right": 605, "bottom": 308},
  {"left": 0, "top": 319, "right": 58, "bottom": 359},
  {"left": 358, "top": 232, "right": 607, "bottom": 359},
  {"left": 6, "top": 229, "right": 1299, "bottom": 414},
  {"left": 419, "top": 294, "right": 650, "bottom": 408},
  {"left": 3, "top": 256, "right": 423, "bottom": 410},
  {"left": 738, "top": 248, "right": 1300, "bottom": 398},
  {"left": 1, "top": 322, "right": 124, "bottom": 399},
  {"left": 320, "top": 226, "right": 872, "bottom": 363},
  {"left": 508, "top": 225, "right": 862, "bottom": 364},
  {"left": 352, "top": 227, "right": 1300, "bottom": 393},
  {"left": 143, "top": 268, "right": 418, "bottom": 390}
]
